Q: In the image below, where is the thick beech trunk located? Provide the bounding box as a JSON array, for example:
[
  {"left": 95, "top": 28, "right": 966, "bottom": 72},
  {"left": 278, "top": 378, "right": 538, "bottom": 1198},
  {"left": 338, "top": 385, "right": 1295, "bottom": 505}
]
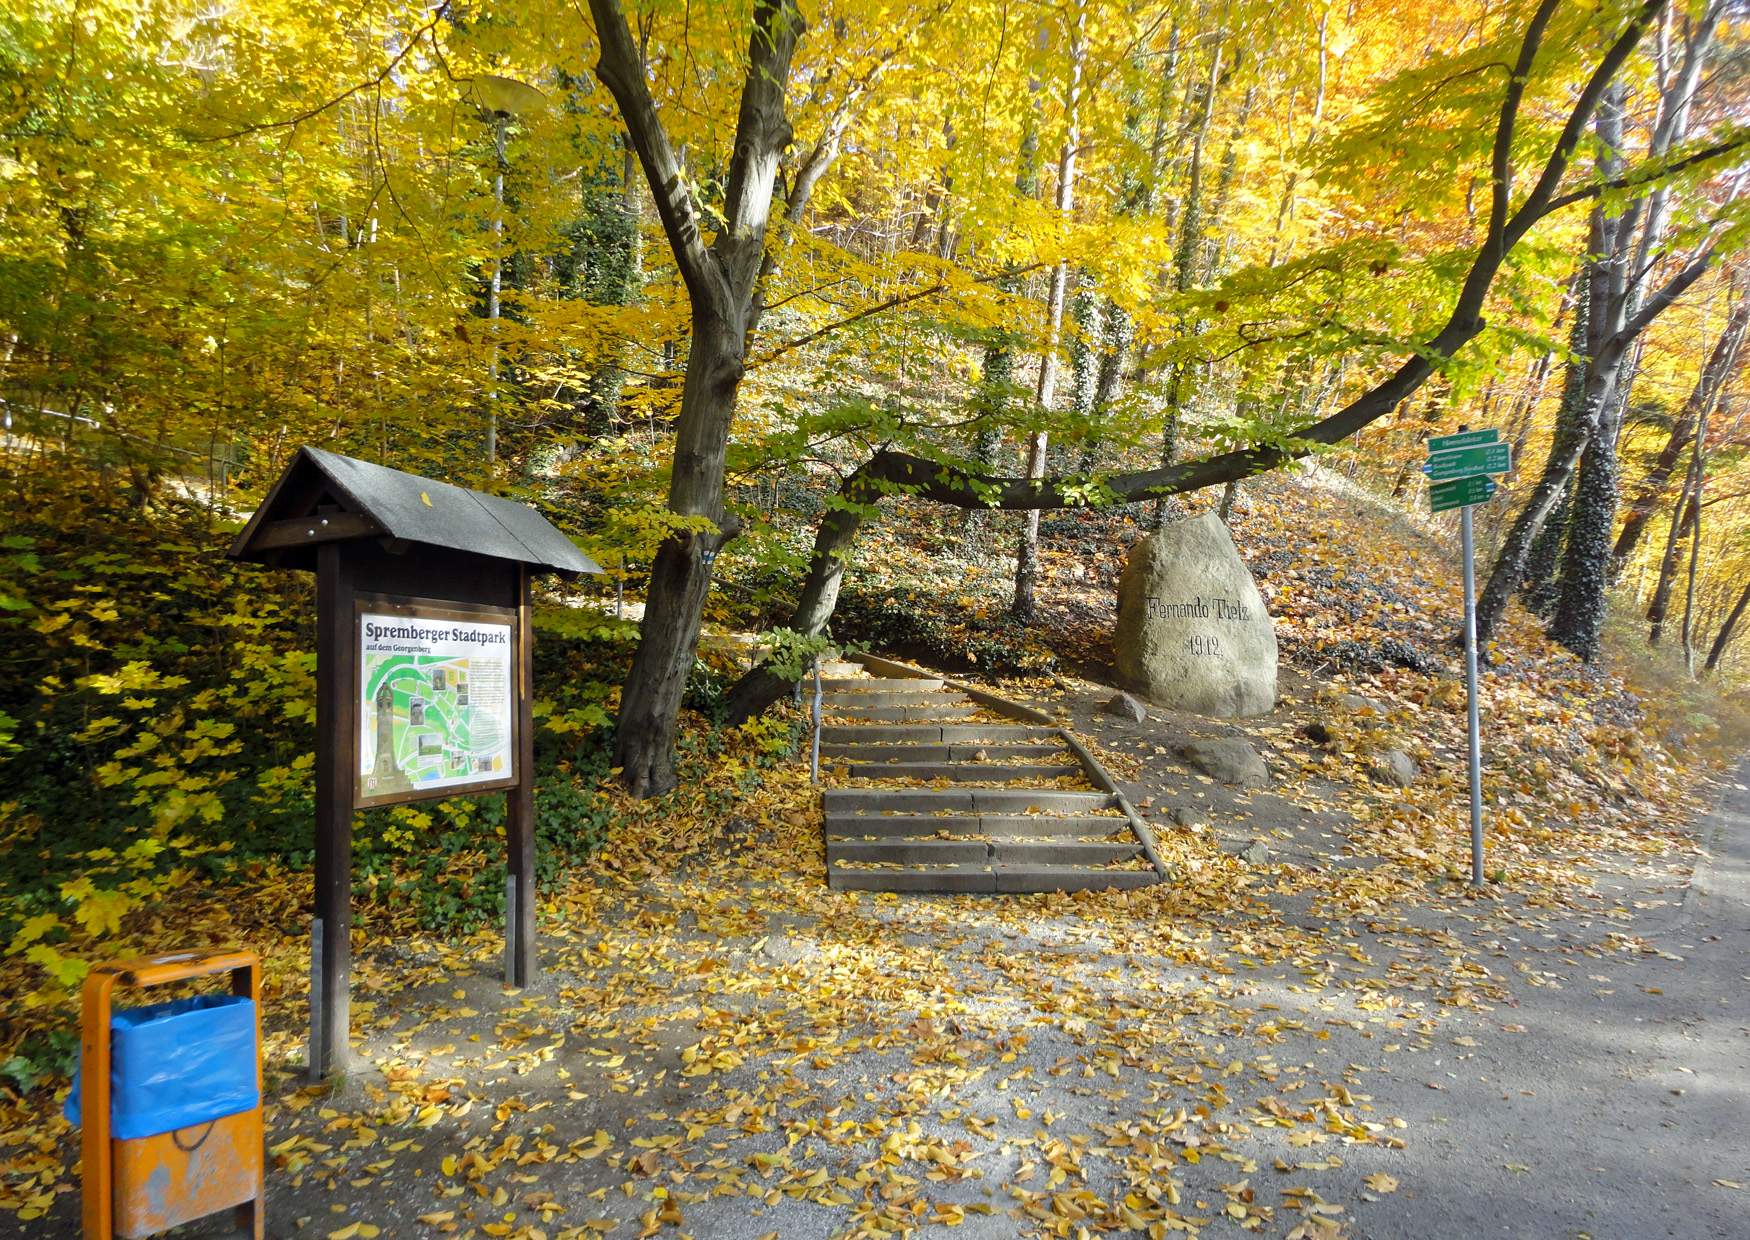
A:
[
  {"left": 1548, "top": 425, "right": 1621, "bottom": 659},
  {"left": 612, "top": 325, "right": 746, "bottom": 794},
  {"left": 590, "top": 0, "right": 803, "bottom": 795},
  {"left": 1542, "top": 8, "right": 1727, "bottom": 653},
  {"left": 1519, "top": 475, "right": 1575, "bottom": 618},
  {"left": 1476, "top": 417, "right": 1595, "bottom": 648},
  {"left": 1475, "top": 235, "right": 1718, "bottom": 648},
  {"left": 1518, "top": 278, "right": 1590, "bottom": 616}
]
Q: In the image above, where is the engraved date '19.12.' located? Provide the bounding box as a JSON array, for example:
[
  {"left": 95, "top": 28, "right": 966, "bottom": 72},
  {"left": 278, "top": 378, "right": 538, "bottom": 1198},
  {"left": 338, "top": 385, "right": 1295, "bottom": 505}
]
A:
[{"left": 1186, "top": 634, "right": 1222, "bottom": 657}]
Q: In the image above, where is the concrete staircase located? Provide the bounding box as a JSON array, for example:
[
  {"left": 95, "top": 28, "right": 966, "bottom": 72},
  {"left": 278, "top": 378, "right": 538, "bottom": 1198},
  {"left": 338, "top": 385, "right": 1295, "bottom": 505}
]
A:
[{"left": 814, "top": 659, "right": 1168, "bottom": 893}]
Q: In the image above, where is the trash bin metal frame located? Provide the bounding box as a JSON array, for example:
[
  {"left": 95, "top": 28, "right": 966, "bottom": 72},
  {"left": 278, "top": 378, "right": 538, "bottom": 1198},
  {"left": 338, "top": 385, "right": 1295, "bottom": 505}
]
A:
[{"left": 80, "top": 948, "right": 266, "bottom": 1240}]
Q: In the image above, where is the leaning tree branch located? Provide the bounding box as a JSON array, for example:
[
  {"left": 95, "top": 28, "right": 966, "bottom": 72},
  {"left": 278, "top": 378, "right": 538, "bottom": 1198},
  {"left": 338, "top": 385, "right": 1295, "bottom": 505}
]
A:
[
  {"left": 1622, "top": 239, "right": 1721, "bottom": 339},
  {"left": 1542, "top": 136, "right": 1750, "bottom": 215},
  {"left": 1506, "top": 0, "right": 1667, "bottom": 247}
]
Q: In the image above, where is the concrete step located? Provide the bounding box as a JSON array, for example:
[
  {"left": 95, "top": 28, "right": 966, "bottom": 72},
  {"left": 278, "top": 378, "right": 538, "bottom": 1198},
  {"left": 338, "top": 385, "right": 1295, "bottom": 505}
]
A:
[
  {"left": 828, "top": 692, "right": 970, "bottom": 705},
  {"left": 994, "top": 866, "right": 1158, "bottom": 893},
  {"left": 824, "top": 812, "right": 1125, "bottom": 838},
  {"left": 822, "top": 677, "right": 945, "bottom": 691},
  {"left": 824, "top": 703, "right": 980, "bottom": 723},
  {"left": 825, "top": 813, "right": 982, "bottom": 838},
  {"left": 938, "top": 724, "right": 1061, "bottom": 743},
  {"left": 819, "top": 724, "right": 1058, "bottom": 745},
  {"left": 993, "top": 840, "right": 1141, "bottom": 866},
  {"left": 827, "top": 862, "right": 1157, "bottom": 893},
  {"left": 976, "top": 814, "right": 1128, "bottom": 836},
  {"left": 828, "top": 865, "right": 996, "bottom": 893},
  {"left": 827, "top": 839, "right": 990, "bottom": 864},
  {"left": 968, "top": 789, "right": 1116, "bottom": 814},
  {"left": 823, "top": 685, "right": 948, "bottom": 702},
  {"left": 823, "top": 788, "right": 1114, "bottom": 815},
  {"left": 821, "top": 742, "right": 1067, "bottom": 763},
  {"left": 824, "top": 788, "right": 977, "bottom": 814},
  {"left": 844, "top": 761, "right": 1080, "bottom": 784}
]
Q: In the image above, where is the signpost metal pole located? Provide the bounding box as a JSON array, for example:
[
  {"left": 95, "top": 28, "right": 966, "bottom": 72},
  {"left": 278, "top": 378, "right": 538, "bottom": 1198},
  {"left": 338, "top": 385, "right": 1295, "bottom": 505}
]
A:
[
  {"left": 1459, "top": 484, "right": 1486, "bottom": 887},
  {"left": 1428, "top": 425, "right": 1503, "bottom": 888}
]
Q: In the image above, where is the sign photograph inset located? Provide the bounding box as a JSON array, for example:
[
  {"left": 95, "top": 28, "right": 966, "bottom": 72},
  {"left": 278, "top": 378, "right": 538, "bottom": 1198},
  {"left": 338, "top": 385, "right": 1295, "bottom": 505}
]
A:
[{"left": 356, "top": 600, "right": 517, "bottom": 806}]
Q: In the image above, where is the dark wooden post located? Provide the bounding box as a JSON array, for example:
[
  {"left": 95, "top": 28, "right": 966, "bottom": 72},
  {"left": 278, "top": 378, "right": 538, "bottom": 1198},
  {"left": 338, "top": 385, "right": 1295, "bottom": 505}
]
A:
[
  {"left": 312, "top": 543, "right": 354, "bottom": 1080},
  {"left": 506, "top": 566, "right": 537, "bottom": 987}
]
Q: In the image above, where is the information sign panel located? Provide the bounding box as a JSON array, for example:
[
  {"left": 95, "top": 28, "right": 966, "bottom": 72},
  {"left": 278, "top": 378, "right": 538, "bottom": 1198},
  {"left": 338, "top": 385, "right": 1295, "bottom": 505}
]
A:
[
  {"left": 1429, "top": 474, "right": 1497, "bottom": 513},
  {"left": 1427, "top": 427, "right": 1500, "bottom": 454},
  {"left": 1425, "top": 441, "right": 1512, "bottom": 481},
  {"left": 355, "top": 599, "right": 517, "bottom": 807}
]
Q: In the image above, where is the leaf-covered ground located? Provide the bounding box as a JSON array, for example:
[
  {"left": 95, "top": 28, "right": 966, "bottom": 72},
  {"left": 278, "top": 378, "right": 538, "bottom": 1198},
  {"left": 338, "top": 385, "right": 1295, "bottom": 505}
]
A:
[{"left": 3, "top": 467, "right": 1746, "bottom": 1239}]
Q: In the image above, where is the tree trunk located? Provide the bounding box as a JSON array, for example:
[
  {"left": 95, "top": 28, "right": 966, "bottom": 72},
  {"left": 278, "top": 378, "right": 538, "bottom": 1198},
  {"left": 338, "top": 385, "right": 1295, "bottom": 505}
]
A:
[
  {"left": 962, "top": 127, "right": 1040, "bottom": 551},
  {"left": 1612, "top": 284, "right": 1748, "bottom": 569},
  {"left": 1012, "top": 3, "right": 1086, "bottom": 621},
  {"left": 590, "top": 0, "right": 803, "bottom": 795},
  {"left": 1548, "top": 423, "right": 1620, "bottom": 659},
  {"left": 1492, "top": 6, "right": 1730, "bottom": 651},
  {"left": 1077, "top": 298, "right": 1131, "bottom": 473},
  {"left": 1151, "top": 48, "right": 1222, "bottom": 531},
  {"left": 1647, "top": 467, "right": 1698, "bottom": 645},
  {"left": 1544, "top": 91, "right": 1631, "bottom": 660},
  {"left": 613, "top": 322, "right": 750, "bottom": 793},
  {"left": 1475, "top": 194, "right": 1721, "bottom": 645},
  {"left": 1519, "top": 474, "right": 1576, "bottom": 618},
  {"left": 1679, "top": 386, "right": 1711, "bottom": 665},
  {"left": 1702, "top": 575, "right": 1750, "bottom": 673},
  {"left": 1517, "top": 276, "right": 1590, "bottom": 615},
  {"left": 1680, "top": 465, "right": 1703, "bottom": 672},
  {"left": 721, "top": 470, "right": 871, "bottom": 720},
  {"left": 1476, "top": 375, "right": 1603, "bottom": 648}
]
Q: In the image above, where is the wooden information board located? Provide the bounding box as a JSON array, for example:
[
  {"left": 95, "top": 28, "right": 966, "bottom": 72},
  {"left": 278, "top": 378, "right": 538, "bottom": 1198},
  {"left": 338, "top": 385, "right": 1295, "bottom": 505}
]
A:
[{"left": 229, "top": 447, "right": 599, "bottom": 1079}]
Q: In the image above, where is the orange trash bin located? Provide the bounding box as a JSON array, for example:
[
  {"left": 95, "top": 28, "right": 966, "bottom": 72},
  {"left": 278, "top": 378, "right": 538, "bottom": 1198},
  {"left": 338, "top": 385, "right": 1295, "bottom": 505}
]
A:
[{"left": 76, "top": 949, "right": 266, "bottom": 1239}]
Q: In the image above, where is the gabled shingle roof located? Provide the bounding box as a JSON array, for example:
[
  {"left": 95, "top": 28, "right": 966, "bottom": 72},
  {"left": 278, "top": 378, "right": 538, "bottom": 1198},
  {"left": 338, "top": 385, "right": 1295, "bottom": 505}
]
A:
[{"left": 229, "top": 446, "right": 601, "bottom": 576}]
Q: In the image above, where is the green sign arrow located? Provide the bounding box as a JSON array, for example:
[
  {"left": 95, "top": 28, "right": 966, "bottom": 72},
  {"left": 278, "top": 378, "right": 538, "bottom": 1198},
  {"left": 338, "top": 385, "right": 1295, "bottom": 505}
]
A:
[
  {"left": 1427, "top": 427, "right": 1500, "bottom": 454},
  {"left": 1429, "top": 474, "right": 1497, "bottom": 513},
  {"left": 1425, "top": 440, "right": 1511, "bottom": 481}
]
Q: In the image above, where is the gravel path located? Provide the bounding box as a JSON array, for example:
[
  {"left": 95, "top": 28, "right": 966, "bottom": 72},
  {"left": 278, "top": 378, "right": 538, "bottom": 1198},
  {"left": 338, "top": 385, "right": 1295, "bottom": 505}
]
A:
[{"left": 19, "top": 748, "right": 1746, "bottom": 1240}]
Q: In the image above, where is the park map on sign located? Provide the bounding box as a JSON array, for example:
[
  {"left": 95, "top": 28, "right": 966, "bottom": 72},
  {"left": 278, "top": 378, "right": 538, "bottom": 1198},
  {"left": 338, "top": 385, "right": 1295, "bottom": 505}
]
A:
[{"left": 358, "top": 611, "right": 514, "bottom": 801}]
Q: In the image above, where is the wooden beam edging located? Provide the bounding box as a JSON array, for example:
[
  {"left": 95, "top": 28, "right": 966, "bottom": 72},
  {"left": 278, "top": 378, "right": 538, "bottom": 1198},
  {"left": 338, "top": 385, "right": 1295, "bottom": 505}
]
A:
[{"left": 850, "top": 653, "right": 1172, "bottom": 882}]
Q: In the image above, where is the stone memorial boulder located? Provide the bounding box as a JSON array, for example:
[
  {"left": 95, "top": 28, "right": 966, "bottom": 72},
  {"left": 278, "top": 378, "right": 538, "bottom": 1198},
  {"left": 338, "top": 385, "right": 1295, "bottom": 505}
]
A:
[{"left": 1115, "top": 513, "right": 1278, "bottom": 717}]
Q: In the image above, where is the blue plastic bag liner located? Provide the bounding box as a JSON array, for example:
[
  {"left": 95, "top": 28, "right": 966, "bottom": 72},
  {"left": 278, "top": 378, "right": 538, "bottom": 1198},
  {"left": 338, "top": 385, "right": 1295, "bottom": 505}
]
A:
[{"left": 65, "top": 994, "right": 258, "bottom": 1140}]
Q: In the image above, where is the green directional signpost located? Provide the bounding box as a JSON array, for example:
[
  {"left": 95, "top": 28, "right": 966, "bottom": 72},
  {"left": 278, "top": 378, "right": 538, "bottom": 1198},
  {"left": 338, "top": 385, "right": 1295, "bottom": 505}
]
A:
[
  {"left": 1425, "top": 441, "right": 1512, "bottom": 481},
  {"left": 1424, "top": 426, "right": 1512, "bottom": 888},
  {"left": 1429, "top": 474, "right": 1496, "bottom": 513}
]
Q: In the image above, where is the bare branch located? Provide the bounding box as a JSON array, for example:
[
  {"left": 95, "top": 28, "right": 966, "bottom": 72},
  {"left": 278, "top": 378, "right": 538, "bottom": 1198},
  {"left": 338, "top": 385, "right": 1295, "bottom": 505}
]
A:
[
  {"left": 199, "top": 3, "right": 452, "bottom": 142},
  {"left": 752, "top": 262, "right": 1047, "bottom": 367}
]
